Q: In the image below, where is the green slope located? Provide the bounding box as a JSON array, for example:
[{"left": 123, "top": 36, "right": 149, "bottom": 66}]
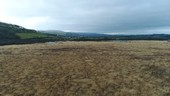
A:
[
  {"left": 16, "top": 33, "right": 48, "bottom": 39},
  {"left": 0, "top": 22, "right": 49, "bottom": 39},
  {"left": 0, "top": 22, "right": 60, "bottom": 45}
]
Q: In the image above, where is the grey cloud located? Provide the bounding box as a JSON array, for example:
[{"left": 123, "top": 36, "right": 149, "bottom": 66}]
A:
[{"left": 1, "top": 0, "right": 170, "bottom": 34}]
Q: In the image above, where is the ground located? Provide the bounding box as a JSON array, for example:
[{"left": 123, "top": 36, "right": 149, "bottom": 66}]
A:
[{"left": 0, "top": 41, "right": 170, "bottom": 96}]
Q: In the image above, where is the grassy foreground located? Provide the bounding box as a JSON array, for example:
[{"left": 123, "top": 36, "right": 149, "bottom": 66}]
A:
[{"left": 0, "top": 41, "right": 170, "bottom": 96}]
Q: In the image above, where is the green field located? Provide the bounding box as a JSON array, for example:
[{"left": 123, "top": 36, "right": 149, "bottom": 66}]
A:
[{"left": 16, "top": 33, "right": 48, "bottom": 39}]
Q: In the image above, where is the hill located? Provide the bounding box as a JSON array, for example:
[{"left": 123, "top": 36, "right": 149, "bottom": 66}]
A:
[
  {"left": 0, "top": 22, "right": 50, "bottom": 39},
  {"left": 41, "top": 30, "right": 108, "bottom": 37},
  {"left": 0, "top": 22, "right": 60, "bottom": 45},
  {"left": 0, "top": 21, "right": 170, "bottom": 45}
]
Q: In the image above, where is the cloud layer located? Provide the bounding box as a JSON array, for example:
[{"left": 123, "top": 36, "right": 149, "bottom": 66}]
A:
[{"left": 0, "top": 0, "right": 170, "bottom": 34}]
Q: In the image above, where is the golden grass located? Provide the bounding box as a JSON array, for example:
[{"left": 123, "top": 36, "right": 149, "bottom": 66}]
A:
[{"left": 0, "top": 41, "right": 170, "bottom": 96}]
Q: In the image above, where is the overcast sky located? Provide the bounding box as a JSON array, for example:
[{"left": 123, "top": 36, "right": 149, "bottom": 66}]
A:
[{"left": 0, "top": 0, "right": 170, "bottom": 34}]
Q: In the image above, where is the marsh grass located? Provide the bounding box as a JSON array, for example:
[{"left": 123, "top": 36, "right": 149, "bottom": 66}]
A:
[{"left": 0, "top": 41, "right": 170, "bottom": 96}]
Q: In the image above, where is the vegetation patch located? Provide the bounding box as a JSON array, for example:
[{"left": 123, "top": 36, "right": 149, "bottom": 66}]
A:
[{"left": 16, "top": 33, "right": 48, "bottom": 39}]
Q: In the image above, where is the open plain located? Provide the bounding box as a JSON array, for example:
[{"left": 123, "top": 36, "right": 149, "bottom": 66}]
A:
[{"left": 0, "top": 41, "right": 170, "bottom": 96}]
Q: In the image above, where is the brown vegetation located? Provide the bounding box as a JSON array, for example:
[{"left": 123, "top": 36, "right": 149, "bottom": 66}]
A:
[{"left": 0, "top": 41, "right": 170, "bottom": 96}]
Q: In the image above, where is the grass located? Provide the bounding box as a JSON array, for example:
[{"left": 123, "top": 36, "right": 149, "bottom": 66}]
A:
[
  {"left": 0, "top": 41, "right": 170, "bottom": 96},
  {"left": 16, "top": 32, "right": 48, "bottom": 39}
]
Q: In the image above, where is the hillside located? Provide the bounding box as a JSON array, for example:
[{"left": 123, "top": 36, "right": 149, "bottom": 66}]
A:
[
  {"left": 0, "top": 22, "right": 60, "bottom": 45},
  {"left": 0, "top": 22, "right": 50, "bottom": 39}
]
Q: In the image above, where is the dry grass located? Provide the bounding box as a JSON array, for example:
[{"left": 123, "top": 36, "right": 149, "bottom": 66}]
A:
[{"left": 0, "top": 41, "right": 170, "bottom": 96}]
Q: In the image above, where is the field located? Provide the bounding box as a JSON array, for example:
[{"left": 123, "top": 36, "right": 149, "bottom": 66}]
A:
[
  {"left": 0, "top": 41, "right": 170, "bottom": 96},
  {"left": 16, "top": 33, "right": 48, "bottom": 39}
]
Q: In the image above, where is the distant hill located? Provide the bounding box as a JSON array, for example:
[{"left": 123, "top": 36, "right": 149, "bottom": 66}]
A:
[
  {"left": 0, "top": 21, "right": 170, "bottom": 45},
  {"left": 106, "top": 34, "right": 170, "bottom": 40},
  {"left": 41, "top": 30, "right": 108, "bottom": 37},
  {"left": 40, "top": 30, "right": 67, "bottom": 36},
  {"left": 40, "top": 30, "right": 170, "bottom": 41}
]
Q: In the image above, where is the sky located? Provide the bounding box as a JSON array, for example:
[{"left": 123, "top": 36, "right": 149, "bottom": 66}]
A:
[{"left": 0, "top": 0, "right": 170, "bottom": 34}]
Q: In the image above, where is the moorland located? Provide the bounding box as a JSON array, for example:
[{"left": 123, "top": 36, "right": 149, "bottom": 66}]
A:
[{"left": 0, "top": 41, "right": 170, "bottom": 96}]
